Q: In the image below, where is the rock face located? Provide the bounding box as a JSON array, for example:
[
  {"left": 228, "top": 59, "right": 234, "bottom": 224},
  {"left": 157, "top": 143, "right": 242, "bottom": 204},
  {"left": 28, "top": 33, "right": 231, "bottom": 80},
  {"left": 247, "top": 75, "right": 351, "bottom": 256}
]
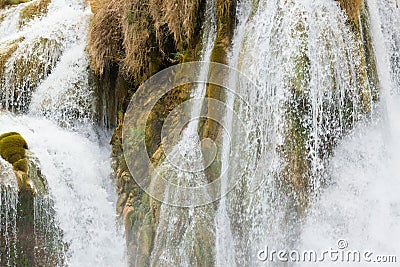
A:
[
  {"left": 88, "top": 2, "right": 205, "bottom": 264},
  {"left": 89, "top": 0, "right": 382, "bottom": 266},
  {"left": 90, "top": 0, "right": 223, "bottom": 261},
  {"left": 0, "top": 132, "right": 65, "bottom": 266},
  {"left": 337, "top": 0, "right": 363, "bottom": 24}
]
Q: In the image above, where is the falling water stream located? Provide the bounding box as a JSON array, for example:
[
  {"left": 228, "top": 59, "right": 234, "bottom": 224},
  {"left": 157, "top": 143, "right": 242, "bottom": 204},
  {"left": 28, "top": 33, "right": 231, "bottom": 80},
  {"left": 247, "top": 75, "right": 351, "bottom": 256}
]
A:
[
  {"left": 0, "top": 158, "right": 18, "bottom": 267},
  {"left": 214, "top": 0, "right": 399, "bottom": 266},
  {"left": 211, "top": 1, "right": 370, "bottom": 266},
  {"left": 149, "top": 1, "right": 217, "bottom": 265},
  {"left": 300, "top": 0, "right": 400, "bottom": 265}
]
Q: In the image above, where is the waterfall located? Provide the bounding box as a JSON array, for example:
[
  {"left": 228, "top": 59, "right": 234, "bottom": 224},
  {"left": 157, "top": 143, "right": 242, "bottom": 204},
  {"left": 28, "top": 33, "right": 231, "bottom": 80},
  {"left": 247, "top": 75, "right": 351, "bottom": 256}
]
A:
[
  {"left": 149, "top": 1, "right": 218, "bottom": 266},
  {"left": 215, "top": 1, "right": 252, "bottom": 266},
  {"left": 1, "top": 0, "right": 399, "bottom": 266},
  {"left": 210, "top": 0, "right": 371, "bottom": 265},
  {"left": 0, "top": 115, "right": 127, "bottom": 266},
  {"left": 0, "top": 0, "right": 127, "bottom": 266},
  {"left": 0, "top": 159, "right": 18, "bottom": 267},
  {"left": 138, "top": 0, "right": 398, "bottom": 265},
  {"left": 299, "top": 0, "right": 400, "bottom": 264}
]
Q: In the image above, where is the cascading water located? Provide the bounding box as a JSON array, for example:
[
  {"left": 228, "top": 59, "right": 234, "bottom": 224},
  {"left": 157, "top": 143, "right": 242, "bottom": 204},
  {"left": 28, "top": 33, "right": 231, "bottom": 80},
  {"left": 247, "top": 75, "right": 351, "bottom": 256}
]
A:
[
  {"left": 0, "top": 158, "right": 18, "bottom": 266},
  {"left": 212, "top": 1, "right": 372, "bottom": 265},
  {"left": 149, "top": 1, "right": 218, "bottom": 266},
  {"left": 0, "top": 115, "right": 127, "bottom": 266},
  {"left": 215, "top": 1, "right": 252, "bottom": 266},
  {"left": 29, "top": 41, "right": 94, "bottom": 129},
  {"left": 1, "top": 0, "right": 399, "bottom": 266},
  {"left": 140, "top": 0, "right": 397, "bottom": 265},
  {"left": 299, "top": 0, "right": 400, "bottom": 265},
  {"left": 0, "top": 0, "right": 127, "bottom": 266}
]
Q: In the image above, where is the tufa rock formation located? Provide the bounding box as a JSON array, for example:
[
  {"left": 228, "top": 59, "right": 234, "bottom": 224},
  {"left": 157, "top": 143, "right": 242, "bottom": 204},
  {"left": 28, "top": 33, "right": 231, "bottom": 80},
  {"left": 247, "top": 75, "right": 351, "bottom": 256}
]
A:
[
  {"left": 0, "top": 132, "right": 65, "bottom": 266},
  {"left": 0, "top": 132, "right": 47, "bottom": 194}
]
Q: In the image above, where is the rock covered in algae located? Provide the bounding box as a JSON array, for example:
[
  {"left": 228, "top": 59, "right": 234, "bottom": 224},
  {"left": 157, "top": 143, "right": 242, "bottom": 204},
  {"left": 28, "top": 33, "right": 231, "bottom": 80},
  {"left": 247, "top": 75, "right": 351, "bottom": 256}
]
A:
[
  {"left": 0, "top": 0, "right": 31, "bottom": 8},
  {"left": 0, "top": 134, "right": 63, "bottom": 266},
  {"left": 0, "top": 132, "right": 47, "bottom": 195},
  {"left": 0, "top": 132, "right": 28, "bottom": 170}
]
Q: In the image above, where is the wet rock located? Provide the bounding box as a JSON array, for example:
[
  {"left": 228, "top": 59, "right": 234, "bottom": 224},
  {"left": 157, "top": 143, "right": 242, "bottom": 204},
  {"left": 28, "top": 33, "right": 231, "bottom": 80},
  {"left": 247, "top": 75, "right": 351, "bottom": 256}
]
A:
[
  {"left": 0, "top": 132, "right": 64, "bottom": 266},
  {"left": 0, "top": 132, "right": 47, "bottom": 195},
  {"left": 337, "top": 0, "right": 363, "bottom": 25}
]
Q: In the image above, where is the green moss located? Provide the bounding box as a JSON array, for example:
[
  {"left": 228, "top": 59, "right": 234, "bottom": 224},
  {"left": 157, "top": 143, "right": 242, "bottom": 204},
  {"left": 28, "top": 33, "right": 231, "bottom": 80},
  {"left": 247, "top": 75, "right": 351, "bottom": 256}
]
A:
[
  {"left": 14, "top": 158, "right": 28, "bottom": 172},
  {"left": 0, "top": 132, "right": 28, "bottom": 166},
  {"left": 248, "top": 0, "right": 260, "bottom": 18},
  {"left": 0, "top": 131, "right": 22, "bottom": 140},
  {"left": 292, "top": 54, "right": 311, "bottom": 94},
  {"left": 0, "top": 0, "right": 30, "bottom": 8},
  {"left": 199, "top": 0, "right": 236, "bottom": 184},
  {"left": 26, "top": 153, "right": 48, "bottom": 195},
  {"left": 360, "top": 2, "right": 379, "bottom": 103}
]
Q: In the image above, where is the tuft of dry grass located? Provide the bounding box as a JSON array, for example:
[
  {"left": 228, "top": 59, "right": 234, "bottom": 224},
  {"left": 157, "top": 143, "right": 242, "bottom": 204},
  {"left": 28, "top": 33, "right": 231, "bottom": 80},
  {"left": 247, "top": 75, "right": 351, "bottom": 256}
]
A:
[
  {"left": 88, "top": 0, "right": 101, "bottom": 13},
  {"left": 87, "top": 0, "right": 202, "bottom": 81},
  {"left": 337, "top": 0, "right": 363, "bottom": 24},
  {"left": 120, "top": 0, "right": 156, "bottom": 82},
  {"left": 87, "top": 0, "right": 124, "bottom": 77},
  {"left": 149, "top": 0, "right": 200, "bottom": 50}
]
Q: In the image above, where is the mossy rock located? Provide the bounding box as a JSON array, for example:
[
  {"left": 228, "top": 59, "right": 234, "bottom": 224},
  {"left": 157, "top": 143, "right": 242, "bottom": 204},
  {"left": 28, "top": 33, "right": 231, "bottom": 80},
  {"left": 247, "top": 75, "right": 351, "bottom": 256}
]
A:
[
  {"left": 0, "top": 132, "right": 29, "bottom": 172},
  {"left": 0, "top": 0, "right": 30, "bottom": 8},
  {"left": 14, "top": 158, "right": 28, "bottom": 173},
  {"left": 0, "top": 132, "right": 22, "bottom": 139},
  {"left": 26, "top": 151, "right": 48, "bottom": 195}
]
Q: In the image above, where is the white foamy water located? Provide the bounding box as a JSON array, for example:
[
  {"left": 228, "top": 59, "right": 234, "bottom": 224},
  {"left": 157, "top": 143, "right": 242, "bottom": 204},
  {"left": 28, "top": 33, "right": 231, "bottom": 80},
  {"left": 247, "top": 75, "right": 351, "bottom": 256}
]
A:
[
  {"left": 299, "top": 0, "right": 400, "bottom": 266},
  {"left": 299, "top": 96, "right": 400, "bottom": 266},
  {"left": 0, "top": 114, "right": 127, "bottom": 267}
]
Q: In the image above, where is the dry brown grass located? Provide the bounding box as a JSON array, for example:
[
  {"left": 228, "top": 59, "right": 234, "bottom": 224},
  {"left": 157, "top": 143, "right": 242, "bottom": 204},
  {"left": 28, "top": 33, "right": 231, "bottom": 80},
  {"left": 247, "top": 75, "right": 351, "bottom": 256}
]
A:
[
  {"left": 88, "top": 0, "right": 101, "bottom": 13},
  {"left": 88, "top": 0, "right": 201, "bottom": 80},
  {"left": 149, "top": 0, "right": 200, "bottom": 50},
  {"left": 337, "top": 0, "right": 363, "bottom": 24},
  {"left": 87, "top": 0, "right": 124, "bottom": 77},
  {"left": 88, "top": 0, "right": 155, "bottom": 81},
  {"left": 120, "top": 1, "right": 155, "bottom": 82}
]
